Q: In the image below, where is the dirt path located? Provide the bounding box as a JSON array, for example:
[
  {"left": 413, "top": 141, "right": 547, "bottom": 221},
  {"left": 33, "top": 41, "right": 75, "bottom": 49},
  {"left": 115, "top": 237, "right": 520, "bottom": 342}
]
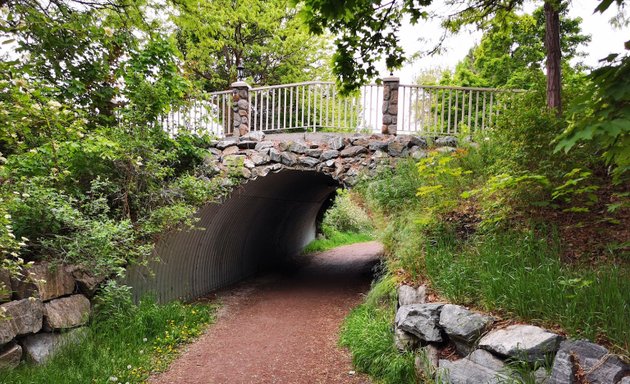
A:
[{"left": 150, "top": 241, "right": 383, "bottom": 384}]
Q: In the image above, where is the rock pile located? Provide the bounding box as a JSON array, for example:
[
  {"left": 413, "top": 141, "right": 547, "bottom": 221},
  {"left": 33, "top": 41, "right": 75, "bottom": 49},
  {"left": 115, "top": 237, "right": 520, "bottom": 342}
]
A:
[
  {"left": 394, "top": 285, "right": 629, "bottom": 384},
  {"left": 0, "top": 263, "right": 103, "bottom": 368},
  {"left": 204, "top": 132, "right": 447, "bottom": 186}
]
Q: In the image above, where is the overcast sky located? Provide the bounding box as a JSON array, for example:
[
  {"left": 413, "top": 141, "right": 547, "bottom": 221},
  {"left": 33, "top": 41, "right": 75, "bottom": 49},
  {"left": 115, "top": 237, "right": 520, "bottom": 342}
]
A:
[{"left": 382, "top": 0, "right": 630, "bottom": 84}]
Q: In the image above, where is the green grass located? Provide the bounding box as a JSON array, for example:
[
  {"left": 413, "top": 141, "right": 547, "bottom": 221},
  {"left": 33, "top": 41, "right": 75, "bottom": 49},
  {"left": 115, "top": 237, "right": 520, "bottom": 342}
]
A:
[
  {"left": 424, "top": 228, "right": 630, "bottom": 353},
  {"left": 339, "top": 277, "right": 417, "bottom": 384},
  {"left": 302, "top": 231, "right": 373, "bottom": 254},
  {"left": 0, "top": 299, "right": 217, "bottom": 384}
]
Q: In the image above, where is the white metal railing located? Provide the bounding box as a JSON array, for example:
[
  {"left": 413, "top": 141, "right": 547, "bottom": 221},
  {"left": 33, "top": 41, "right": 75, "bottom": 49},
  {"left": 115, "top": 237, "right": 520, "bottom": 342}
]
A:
[
  {"left": 160, "top": 90, "right": 232, "bottom": 137},
  {"left": 248, "top": 81, "right": 381, "bottom": 134},
  {"left": 397, "top": 84, "right": 520, "bottom": 135}
]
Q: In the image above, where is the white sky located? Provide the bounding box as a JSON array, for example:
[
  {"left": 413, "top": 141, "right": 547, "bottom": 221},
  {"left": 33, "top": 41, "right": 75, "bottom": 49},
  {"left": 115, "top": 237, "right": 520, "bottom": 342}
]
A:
[{"left": 380, "top": 0, "right": 630, "bottom": 84}]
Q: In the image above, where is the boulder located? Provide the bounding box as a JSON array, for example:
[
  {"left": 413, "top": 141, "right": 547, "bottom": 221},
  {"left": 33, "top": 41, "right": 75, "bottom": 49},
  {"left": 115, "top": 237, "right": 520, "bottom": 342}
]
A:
[
  {"left": 280, "top": 151, "right": 298, "bottom": 166},
  {"left": 21, "top": 327, "right": 87, "bottom": 364},
  {"left": 410, "top": 147, "right": 428, "bottom": 160},
  {"left": 288, "top": 141, "right": 308, "bottom": 154},
  {"left": 394, "top": 328, "right": 418, "bottom": 352},
  {"left": 409, "top": 136, "right": 428, "bottom": 148},
  {"left": 439, "top": 304, "right": 494, "bottom": 355},
  {"left": 340, "top": 146, "right": 368, "bottom": 157},
  {"left": 215, "top": 139, "right": 238, "bottom": 149},
  {"left": 397, "top": 285, "right": 426, "bottom": 306},
  {"left": 43, "top": 295, "right": 90, "bottom": 331},
  {"left": 435, "top": 136, "right": 458, "bottom": 147},
  {"left": 237, "top": 140, "right": 258, "bottom": 150},
  {"left": 548, "top": 340, "right": 629, "bottom": 384},
  {"left": 68, "top": 267, "right": 105, "bottom": 298},
  {"left": 13, "top": 263, "right": 75, "bottom": 301},
  {"left": 254, "top": 141, "right": 275, "bottom": 151},
  {"left": 438, "top": 351, "right": 510, "bottom": 384},
  {"left": 222, "top": 145, "right": 241, "bottom": 156},
  {"left": 479, "top": 325, "right": 562, "bottom": 363},
  {"left": 467, "top": 349, "right": 506, "bottom": 372},
  {"left": 0, "top": 298, "right": 44, "bottom": 344},
  {"left": 304, "top": 148, "right": 323, "bottom": 158},
  {"left": 395, "top": 303, "right": 444, "bottom": 343},
  {"left": 250, "top": 152, "right": 270, "bottom": 166},
  {"left": 269, "top": 148, "right": 282, "bottom": 163},
  {"left": 350, "top": 136, "right": 369, "bottom": 147},
  {"left": 327, "top": 136, "right": 345, "bottom": 150},
  {"left": 241, "top": 131, "right": 265, "bottom": 141},
  {"left": 298, "top": 156, "right": 320, "bottom": 168},
  {"left": 368, "top": 141, "right": 390, "bottom": 151},
  {"left": 320, "top": 150, "right": 340, "bottom": 161},
  {"left": 436, "top": 146, "right": 456, "bottom": 154},
  {"left": 534, "top": 367, "right": 551, "bottom": 384},
  {"left": 0, "top": 342, "right": 22, "bottom": 370},
  {"left": 387, "top": 141, "right": 407, "bottom": 157}
]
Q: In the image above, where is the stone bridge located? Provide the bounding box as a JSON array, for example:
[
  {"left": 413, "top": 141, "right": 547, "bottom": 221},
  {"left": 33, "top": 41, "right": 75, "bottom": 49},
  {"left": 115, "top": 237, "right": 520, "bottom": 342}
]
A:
[{"left": 127, "top": 132, "right": 457, "bottom": 303}]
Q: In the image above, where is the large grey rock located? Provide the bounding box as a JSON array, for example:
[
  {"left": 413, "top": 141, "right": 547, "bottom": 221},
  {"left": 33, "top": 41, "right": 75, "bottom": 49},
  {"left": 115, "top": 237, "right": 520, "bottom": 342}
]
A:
[
  {"left": 409, "top": 136, "right": 428, "bottom": 148},
  {"left": 0, "top": 298, "right": 44, "bottom": 344},
  {"left": 43, "top": 294, "right": 90, "bottom": 331},
  {"left": 304, "top": 148, "right": 323, "bottom": 158},
  {"left": 269, "top": 148, "right": 282, "bottom": 163},
  {"left": 387, "top": 141, "right": 407, "bottom": 157},
  {"left": 548, "top": 340, "right": 629, "bottom": 384},
  {"left": 435, "top": 136, "right": 458, "bottom": 147},
  {"left": 467, "top": 349, "right": 506, "bottom": 372},
  {"left": 395, "top": 303, "right": 444, "bottom": 342},
  {"left": 439, "top": 304, "right": 494, "bottom": 355},
  {"left": 320, "top": 149, "right": 340, "bottom": 161},
  {"left": 254, "top": 141, "right": 274, "bottom": 151},
  {"left": 21, "top": 327, "right": 87, "bottom": 364},
  {"left": 350, "top": 136, "right": 369, "bottom": 147},
  {"left": 327, "top": 136, "right": 345, "bottom": 150},
  {"left": 67, "top": 267, "right": 105, "bottom": 298},
  {"left": 280, "top": 151, "right": 298, "bottom": 166},
  {"left": 288, "top": 141, "right": 308, "bottom": 154},
  {"left": 534, "top": 367, "right": 551, "bottom": 384},
  {"left": 241, "top": 131, "right": 265, "bottom": 142},
  {"left": 13, "top": 263, "right": 75, "bottom": 301},
  {"left": 298, "top": 156, "right": 320, "bottom": 168},
  {"left": 397, "top": 285, "right": 426, "bottom": 306},
  {"left": 250, "top": 152, "right": 270, "bottom": 166},
  {"left": 237, "top": 140, "right": 258, "bottom": 149},
  {"left": 215, "top": 139, "right": 238, "bottom": 150},
  {"left": 620, "top": 377, "right": 630, "bottom": 384},
  {"left": 438, "top": 354, "right": 510, "bottom": 384},
  {"left": 0, "top": 342, "right": 22, "bottom": 369},
  {"left": 479, "top": 325, "right": 562, "bottom": 363},
  {"left": 368, "top": 141, "right": 389, "bottom": 151},
  {"left": 340, "top": 146, "right": 368, "bottom": 157},
  {"left": 394, "top": 328, "right": 418, "bottom": 352},
  {"left": 222, "top": 145, "right": 240, "bottom": 156}
]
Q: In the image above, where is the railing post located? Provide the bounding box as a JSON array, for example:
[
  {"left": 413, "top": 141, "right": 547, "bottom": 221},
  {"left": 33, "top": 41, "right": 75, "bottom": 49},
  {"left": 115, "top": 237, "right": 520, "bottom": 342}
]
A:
[
  {"left": 230, "top": 80, "right": 251, "bottom": 137},
  {"left": 382, "top": 76, "right": 399, "bottom": 135}
]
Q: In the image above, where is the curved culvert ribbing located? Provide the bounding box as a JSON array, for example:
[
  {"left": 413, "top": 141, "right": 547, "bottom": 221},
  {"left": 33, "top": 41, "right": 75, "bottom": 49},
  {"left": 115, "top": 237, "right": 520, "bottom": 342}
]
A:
[{"left": 126, "top": 170, "right": 340, "bottom": 303}]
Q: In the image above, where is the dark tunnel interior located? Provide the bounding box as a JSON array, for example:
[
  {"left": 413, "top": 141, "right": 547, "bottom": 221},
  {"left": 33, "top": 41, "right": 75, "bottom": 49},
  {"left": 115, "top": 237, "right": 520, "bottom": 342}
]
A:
[{"left": 126, "top": 170, "right": 342, "bottom": 303}]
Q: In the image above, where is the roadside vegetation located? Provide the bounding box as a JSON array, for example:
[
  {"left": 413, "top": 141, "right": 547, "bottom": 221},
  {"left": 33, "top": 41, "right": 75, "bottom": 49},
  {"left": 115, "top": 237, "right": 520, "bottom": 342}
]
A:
[
  {"left": 303, "top": 190, "right": 374, "bottom": 254},
  {"left": 0, "top": 283, "right": 217, "bottom": 384}
]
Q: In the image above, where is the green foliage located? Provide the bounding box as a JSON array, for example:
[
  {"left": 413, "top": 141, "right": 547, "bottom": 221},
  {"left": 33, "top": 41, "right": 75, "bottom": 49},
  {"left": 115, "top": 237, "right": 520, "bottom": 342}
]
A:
[
  {"left": 321, "top": 189, "right": 373, "bottom": 237},
  {"left": 339, "top": 276, "right": 416, "bottom": 384},
  {"left": 556, "top": 54, "right": 630, "bottom": 181},
  {"left": 302, "top": 231, "right": 373, "bottom": 254},
  {"left": 172, "top": 0, "right": 331, "bottom": 91},
  {"left": 0, "top": 292, "right": 217, "bottom": 383}
]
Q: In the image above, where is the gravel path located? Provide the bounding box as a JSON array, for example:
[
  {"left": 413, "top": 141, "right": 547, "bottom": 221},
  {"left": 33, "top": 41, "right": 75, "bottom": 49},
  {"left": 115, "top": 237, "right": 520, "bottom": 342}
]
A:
[{"left": 150, "top": 241, "right": 383, "bottom": 384}]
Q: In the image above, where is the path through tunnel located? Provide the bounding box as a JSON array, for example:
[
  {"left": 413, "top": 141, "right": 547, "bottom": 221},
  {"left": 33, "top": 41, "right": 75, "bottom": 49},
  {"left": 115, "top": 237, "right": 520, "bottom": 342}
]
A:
[{"left": 127, "top": 169, "right": 357, "bottom": 303}]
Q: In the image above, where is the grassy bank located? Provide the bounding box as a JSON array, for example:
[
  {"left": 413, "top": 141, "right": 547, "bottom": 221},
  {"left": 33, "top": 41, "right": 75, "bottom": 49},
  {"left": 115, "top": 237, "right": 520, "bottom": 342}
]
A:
[{"left": 0, "top": 294, "right": 217, "bottom": 384}]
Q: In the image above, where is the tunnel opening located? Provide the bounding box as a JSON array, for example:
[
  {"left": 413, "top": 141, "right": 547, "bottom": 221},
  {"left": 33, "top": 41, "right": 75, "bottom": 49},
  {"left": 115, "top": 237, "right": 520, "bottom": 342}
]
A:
[{"left": 128, "top": 169, "right": 377, "bottom": 303}]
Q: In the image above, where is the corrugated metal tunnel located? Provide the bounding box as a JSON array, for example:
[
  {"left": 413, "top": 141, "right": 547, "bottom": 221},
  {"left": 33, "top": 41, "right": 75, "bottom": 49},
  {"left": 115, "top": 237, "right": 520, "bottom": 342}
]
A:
[{"left": 126, "top": 170, "right": 340, "bottom": 303}]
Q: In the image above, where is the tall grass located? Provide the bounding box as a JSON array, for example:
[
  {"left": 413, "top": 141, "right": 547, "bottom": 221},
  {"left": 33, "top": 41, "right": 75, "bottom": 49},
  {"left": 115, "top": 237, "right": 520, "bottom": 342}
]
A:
[
  {"left": 303, "top": 231, "right": 374, "bottom": 254},
  {"left": 0, "top": 299, "right": 217, "bottom": 384},
  {"left": 339, "top": 276, "right": 416, "bottom": 384},
  {"left": 425, "top": 228, "right": 630, "bottom": 352}
]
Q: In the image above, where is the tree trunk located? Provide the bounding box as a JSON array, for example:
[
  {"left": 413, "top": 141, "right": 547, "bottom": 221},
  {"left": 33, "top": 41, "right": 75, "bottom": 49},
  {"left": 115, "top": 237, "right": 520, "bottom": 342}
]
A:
[{"left": 544, "top": 0, "right": 562, "bottom": 115}]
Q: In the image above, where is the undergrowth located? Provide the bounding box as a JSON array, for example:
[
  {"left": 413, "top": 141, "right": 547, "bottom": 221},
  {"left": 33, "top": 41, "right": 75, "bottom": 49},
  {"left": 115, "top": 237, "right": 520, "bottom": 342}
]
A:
[
  {"left": 303, "top": 231, "right": 374, "bottom": 254},
  {"left": 0, "top": 291, "right": 217, "bottom": 384}
]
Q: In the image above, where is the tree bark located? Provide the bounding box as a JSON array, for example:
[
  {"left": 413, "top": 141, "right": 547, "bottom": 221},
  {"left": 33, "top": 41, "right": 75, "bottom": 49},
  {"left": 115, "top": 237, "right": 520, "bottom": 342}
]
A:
[{"left": 544, "top": 0, "right": 562, "bottom": 115}]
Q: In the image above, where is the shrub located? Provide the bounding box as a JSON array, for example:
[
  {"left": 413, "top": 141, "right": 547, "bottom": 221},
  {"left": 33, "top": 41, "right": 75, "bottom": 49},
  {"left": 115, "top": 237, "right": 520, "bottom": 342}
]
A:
[{"left": 322, "top": 189, "right": 372, "bottom": 237}]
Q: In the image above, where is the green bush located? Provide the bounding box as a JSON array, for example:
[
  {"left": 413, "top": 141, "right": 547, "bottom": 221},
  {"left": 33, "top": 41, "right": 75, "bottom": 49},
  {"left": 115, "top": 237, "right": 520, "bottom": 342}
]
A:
[{"left": 321, "top": 189, "right": 373, "bottom": 237}]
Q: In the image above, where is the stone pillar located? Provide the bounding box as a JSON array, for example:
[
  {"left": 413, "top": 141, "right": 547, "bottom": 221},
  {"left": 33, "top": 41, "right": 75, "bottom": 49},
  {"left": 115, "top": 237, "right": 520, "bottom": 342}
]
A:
[
  {"left": 231, "top": 81, "right": 251, "bottom": 137},
  {"left": 382, "top": 76, "right": 399, "bottom": 135}
]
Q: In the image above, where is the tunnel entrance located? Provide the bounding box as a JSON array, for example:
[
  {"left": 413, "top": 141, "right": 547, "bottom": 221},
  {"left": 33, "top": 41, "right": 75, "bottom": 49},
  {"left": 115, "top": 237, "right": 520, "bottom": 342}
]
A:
[{"left": 127, "top": 169, "right": 345, "bottom": 303}]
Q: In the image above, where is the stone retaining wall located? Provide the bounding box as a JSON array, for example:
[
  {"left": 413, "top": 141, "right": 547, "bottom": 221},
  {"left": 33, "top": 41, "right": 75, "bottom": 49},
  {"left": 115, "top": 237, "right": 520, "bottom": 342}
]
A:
[
  {"left": 0, "top": 263, "right": 103, "bottom": 368},
  {"left": 395, "top": 285, "right": 630, "bottom": 383}
]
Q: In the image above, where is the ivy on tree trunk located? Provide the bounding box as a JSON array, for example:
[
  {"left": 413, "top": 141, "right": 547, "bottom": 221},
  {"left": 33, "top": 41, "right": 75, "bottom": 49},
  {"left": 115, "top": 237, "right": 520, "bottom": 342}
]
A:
[{"left": 545, "top": 0, "right": 562, "bottom": 115}]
